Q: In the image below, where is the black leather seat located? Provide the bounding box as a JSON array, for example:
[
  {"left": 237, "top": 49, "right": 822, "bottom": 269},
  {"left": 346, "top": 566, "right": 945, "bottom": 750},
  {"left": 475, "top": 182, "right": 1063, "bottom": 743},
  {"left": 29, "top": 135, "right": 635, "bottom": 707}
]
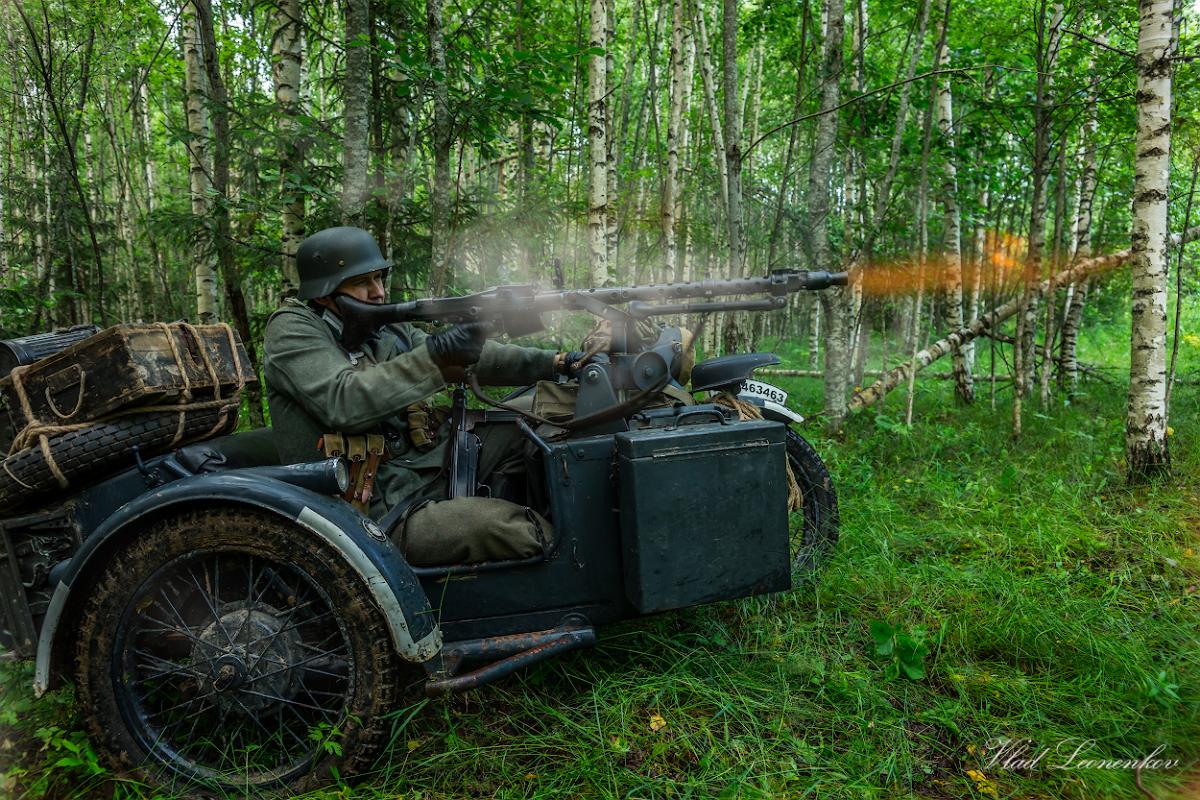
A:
[
  {"left": 689, "top": 353, "right": 780, "bottom": 393},
  {"left": 174, "top": 427, "right": 281, "bottom": 473}
]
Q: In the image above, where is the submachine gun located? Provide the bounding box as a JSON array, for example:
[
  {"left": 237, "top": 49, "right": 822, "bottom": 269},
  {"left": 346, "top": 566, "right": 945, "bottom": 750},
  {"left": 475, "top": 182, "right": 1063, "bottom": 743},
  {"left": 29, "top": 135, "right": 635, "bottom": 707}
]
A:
[{"left": 335, "top": 268, "right": 846, "bottom": 413}]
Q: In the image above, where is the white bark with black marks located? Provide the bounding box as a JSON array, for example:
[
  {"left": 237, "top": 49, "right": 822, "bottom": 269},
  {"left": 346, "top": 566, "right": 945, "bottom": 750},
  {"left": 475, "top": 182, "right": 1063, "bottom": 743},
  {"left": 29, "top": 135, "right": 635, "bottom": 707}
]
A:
[
  {"left": 341, "top": 0, "right": 371, "bottom": 225},
  {"left": 935, "top": 0, "right": 971, "bottom": 403},
  {"left": 428, "top": 0, "right": 452, "bottom": 294},
  {"left": 588, "top": 0, "right": 610, "bottom": 286},
  {"left": 1126, "top": 0, "right": 1175, "bottom": 480},
  {"left": 271, "top": 0, "right": 304, "bottom": 296},
  {"left": 181, "top": 0, "right": 217, "bottom": 323},
  {"left": 808, "top": 0, "right": 847, "bottom": 429}
]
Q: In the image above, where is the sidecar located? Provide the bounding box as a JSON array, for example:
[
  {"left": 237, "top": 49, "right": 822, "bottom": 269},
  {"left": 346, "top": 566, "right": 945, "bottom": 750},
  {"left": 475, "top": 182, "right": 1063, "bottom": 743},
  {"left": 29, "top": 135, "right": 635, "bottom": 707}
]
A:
[{"left": 0, "top": 354, "right": 837, "bottom": 796}]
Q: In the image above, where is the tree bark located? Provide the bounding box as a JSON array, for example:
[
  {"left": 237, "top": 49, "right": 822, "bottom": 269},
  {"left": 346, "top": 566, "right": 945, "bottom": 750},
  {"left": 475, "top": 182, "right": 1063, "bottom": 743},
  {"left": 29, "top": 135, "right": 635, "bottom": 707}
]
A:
[
  {"left": 428, "top": 0, "right": 453, "bottom": 294},
  {"left": 587, "top": 0, "right": 610, "bottom": 286},
  {"left": 1060, "top": 34, "right": 1102, "bottom": 394},
  {"left": 1013, "top": 1, "right": 1063, "bottom": 437},
  {"left": 181, "top": 0, "right": 217, "bottom": 323},
  {"left": 808, "top": 0, "right": 847, "bottom": 430},
  {"left": 934, "top": 0, "right": 972, "bottom": 403},
  {"left": 664, "top": 0, "right": 685, "bottom": 279},
  {"left": 271, "top": 0, "right": 304, "bottom": 297},
  {"left": 196, "top": 0, "right": 265, "bottom": 426},
  {"left": 692, "top": 0, "right": 728, "bottom": 223},
  {"left": 341, "top": 0, "right": 371, "bottom": 225},
  {"left": 721, "top": 0, "right": 744, "bottom": 282},
  {"left": 1126, "top": 0, "right": 1175, "bottom": 481}
]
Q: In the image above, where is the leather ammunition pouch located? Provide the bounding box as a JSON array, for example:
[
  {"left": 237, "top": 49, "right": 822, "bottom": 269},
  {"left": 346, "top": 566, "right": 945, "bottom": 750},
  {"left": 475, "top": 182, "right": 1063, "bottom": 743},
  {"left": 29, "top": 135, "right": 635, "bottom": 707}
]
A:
[
  {"left": 320, "top": 432, "right": 387, "bottom": 513},
  {"left": 405, "top": 402, "right": 449, "bottom": 451}
]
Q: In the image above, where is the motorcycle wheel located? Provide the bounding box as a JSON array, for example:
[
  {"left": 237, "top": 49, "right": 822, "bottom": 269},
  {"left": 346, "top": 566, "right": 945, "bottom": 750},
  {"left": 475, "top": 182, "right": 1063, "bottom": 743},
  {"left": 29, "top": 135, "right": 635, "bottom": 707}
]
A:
[
  {"left": 785, "top": 428, "right": 839, "bottom": 577},
  {"left": 74, "top": 507, "right": 402, "bottom": 796}
]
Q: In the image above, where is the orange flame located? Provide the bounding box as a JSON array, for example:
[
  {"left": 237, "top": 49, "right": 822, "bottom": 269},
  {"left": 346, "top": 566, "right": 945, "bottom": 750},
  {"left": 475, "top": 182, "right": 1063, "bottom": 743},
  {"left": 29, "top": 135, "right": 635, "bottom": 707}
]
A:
[{"left": 852, "top": 230, "right": 1033, "bottom": 298}]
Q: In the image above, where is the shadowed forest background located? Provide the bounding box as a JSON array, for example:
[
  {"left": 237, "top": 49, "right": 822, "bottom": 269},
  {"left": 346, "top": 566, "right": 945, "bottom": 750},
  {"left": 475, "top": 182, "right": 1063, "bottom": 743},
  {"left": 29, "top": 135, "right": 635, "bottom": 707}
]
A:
[{"left": 2, "top": 0, "right": 1200, "bottom": 797}]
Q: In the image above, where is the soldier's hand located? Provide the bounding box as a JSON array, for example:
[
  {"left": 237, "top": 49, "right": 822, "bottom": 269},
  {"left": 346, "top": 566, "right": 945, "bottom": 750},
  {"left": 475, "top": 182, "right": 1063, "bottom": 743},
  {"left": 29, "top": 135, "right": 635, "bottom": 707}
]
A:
[
  {"left": 557, "top": 351, "right": 591, "bottom": 378},
  {"left": 427, "top": 322, "right": 490, "bottom": 370}
]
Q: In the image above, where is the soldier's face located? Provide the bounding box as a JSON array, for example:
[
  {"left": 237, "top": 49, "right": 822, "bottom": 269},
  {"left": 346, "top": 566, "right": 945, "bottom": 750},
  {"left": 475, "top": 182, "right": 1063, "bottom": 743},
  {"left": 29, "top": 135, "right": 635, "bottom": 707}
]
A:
[{"left": 327, "top": 270, "right": 387, "bottom": 306}]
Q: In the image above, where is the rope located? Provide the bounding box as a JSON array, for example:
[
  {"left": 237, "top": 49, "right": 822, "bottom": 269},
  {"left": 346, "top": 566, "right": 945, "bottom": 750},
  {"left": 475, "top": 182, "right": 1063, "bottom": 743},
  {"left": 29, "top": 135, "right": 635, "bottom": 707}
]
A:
[
  {"left": 712, "top": 392, "right": 803, "bottom": 513},
  {"left": 4, "top": 322, "right": 247, "bottom": 490}
]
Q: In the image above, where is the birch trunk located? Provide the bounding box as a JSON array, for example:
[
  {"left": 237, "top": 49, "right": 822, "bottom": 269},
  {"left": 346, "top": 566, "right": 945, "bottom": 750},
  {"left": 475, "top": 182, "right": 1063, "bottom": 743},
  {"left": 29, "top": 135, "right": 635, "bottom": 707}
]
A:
[
  {"left": 181, "top": 0, "right": 217, "bottom": 323},
  {"left": 341, "top": 0, "right": 371, "bottom": 225},
  {"left": 606, "top": 0, "right": 618, "bottom": 274},
  {"left": 808, "top": 0, "right": 848, "bottom": 429},
  {"left": 692, "top": 0, "right": 728, "bottom": 223},
  {"left": 1126, "top": 0, "right": 1175, "bottom": 480},
  {"left": 586, "top": 0, "right": 610, "bottom": 286},
  {"left": 1061, "top": 38, "right": 1101, "bottom": 393},
  {"left": 935, "top": 0, "right": 972, "bottom": 403},
  {"left": 271, "top": 0, "right": 304, "bottom": 296},
  {"left": 664, "top": 0, "right": 685, "bottom": 278},
  {"left": 428, "top": 0, "right": 453, "bottom": 294},
  {"left": 906, "top": 90, "right": 936, "bottom": 425},
  {"left": 721, "top": 0, "right": 743, "bottom": 280},
  {"left": 1012, "top": 1, "right": 1062, "bottom": 437}
]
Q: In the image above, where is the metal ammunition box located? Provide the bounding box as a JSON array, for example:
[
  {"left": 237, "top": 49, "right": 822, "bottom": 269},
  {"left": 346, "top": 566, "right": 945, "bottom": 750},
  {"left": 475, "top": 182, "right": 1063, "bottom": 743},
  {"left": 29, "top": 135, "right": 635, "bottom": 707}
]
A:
[{"left": 615, "top": 419, "right": 790, "bottom": 613}]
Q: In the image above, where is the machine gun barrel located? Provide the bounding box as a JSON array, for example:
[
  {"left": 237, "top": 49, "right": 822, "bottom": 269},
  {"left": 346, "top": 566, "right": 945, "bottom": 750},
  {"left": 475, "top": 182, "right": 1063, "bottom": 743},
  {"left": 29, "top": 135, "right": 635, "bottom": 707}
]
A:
[{"left": 334, "top": 270, "right": 848, "bottom": 350}]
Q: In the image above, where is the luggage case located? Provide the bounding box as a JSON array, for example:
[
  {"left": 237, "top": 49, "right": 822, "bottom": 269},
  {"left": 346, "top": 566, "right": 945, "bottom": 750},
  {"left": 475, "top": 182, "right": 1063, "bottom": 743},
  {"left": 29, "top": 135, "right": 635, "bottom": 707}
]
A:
[{"left": 0, "top": 322, "right": 254, "bottom": 437}]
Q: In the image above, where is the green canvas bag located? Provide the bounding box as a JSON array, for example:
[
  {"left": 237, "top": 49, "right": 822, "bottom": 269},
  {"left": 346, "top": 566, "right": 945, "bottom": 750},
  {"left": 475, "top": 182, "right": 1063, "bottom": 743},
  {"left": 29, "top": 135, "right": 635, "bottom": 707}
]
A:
[{"left": 394, "top": 496, "right": 553, "bottom": 566}]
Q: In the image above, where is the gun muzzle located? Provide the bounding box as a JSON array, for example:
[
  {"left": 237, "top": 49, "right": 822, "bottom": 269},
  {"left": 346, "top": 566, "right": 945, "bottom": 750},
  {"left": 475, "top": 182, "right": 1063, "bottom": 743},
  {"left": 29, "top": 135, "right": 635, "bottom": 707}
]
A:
[{"left": 805, "top": 271, "right": 850, "bottom": 289}]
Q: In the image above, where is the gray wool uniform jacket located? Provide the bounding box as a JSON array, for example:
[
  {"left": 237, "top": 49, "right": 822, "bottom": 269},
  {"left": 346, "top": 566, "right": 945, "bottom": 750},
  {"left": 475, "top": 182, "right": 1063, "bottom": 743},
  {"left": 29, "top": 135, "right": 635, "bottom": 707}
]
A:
[{"left": 262, "top": 298, "right": 557, "bottom": 517}]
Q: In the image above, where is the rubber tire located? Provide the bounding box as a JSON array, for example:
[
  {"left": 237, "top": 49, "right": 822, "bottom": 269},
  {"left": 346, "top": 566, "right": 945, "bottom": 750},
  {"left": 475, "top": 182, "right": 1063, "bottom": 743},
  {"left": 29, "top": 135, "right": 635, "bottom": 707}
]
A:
[
  {"left": 0, "top": 407, "right": 234, "bottom": 513},
  {"left": 74, "top": 508, "right": 402, "bottom": 797},
  {"left": 786, "top": 428, "right": 839, "bottom": 577}
]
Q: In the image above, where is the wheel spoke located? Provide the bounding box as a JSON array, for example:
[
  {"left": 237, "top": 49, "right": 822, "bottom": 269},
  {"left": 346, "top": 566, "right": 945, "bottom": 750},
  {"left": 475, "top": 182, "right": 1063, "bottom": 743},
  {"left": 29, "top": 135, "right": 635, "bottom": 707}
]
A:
[
  {"left": 236, "top": 687, "right": 337, "bottom": 720},
  {"left": 184, "top": 567, "right": 236, "bottom": 648}
]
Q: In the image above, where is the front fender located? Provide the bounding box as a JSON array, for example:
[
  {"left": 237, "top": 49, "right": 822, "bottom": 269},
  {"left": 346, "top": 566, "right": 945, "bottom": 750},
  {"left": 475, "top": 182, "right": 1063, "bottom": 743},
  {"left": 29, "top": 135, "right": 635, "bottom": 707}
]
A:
[{"left": 35, "top": 472, "right": 441, "bottom": 695}]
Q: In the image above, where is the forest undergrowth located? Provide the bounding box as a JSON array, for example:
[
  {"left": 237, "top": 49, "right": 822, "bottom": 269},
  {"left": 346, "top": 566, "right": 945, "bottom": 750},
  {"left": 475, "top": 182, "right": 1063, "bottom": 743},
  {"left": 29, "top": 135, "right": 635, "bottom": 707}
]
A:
[{"left": 2, "top": 314, "right": 1198, "bottom": 800}]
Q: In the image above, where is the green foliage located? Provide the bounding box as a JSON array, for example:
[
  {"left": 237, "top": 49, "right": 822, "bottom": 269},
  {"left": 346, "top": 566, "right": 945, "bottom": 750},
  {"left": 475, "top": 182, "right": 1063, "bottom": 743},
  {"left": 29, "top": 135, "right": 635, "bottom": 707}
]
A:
[{"left": 869, "top": 620, "right": 931, "bottom": 681}]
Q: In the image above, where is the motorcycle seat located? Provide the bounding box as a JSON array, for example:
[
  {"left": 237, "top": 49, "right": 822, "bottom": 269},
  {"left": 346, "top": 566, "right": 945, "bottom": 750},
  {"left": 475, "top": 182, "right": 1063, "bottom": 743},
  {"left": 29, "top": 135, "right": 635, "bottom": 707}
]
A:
[
  {"left": 689, "top": 353, "right": 781, "bottom": 393},
  {"left": 174, "top": 427, "right": 281, "bottom": 473}
]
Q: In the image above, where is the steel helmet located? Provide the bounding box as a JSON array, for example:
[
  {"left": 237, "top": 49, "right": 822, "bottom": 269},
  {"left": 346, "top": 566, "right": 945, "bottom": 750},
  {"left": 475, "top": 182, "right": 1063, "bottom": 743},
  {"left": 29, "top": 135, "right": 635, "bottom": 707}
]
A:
[{"left": 296, "top": 226, "right": 392, "bottom": 300}]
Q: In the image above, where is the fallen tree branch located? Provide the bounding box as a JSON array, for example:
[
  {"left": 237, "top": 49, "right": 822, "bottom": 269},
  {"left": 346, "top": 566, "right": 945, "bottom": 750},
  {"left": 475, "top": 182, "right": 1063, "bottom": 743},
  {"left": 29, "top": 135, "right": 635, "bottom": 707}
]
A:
[{"left": 846, "top": 225, "right": 1200, "bottom": 413}]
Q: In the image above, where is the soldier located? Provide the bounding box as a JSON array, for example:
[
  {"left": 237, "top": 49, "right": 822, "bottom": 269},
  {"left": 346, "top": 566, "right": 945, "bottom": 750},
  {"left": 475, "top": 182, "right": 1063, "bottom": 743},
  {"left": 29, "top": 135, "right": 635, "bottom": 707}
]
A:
[{"left": 263, "top": 226, "right": 582, "bottom": 522}]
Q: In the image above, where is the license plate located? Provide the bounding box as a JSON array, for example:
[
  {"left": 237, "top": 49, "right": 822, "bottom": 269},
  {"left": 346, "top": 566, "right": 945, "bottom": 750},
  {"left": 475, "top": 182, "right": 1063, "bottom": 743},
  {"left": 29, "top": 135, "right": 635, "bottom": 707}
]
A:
[{"left": 739, "top": 379, "right": 788, "bottom": 406}]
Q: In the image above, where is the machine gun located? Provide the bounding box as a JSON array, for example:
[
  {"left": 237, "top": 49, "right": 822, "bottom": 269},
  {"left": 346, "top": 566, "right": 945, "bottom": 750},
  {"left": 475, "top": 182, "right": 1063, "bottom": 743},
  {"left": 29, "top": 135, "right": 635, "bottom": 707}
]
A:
[
  {"left": 333, "top": 269, "right": 848, "bottom": 352},
  {"left": 334, "top": 269, "right": 849, "bottom": 443}
]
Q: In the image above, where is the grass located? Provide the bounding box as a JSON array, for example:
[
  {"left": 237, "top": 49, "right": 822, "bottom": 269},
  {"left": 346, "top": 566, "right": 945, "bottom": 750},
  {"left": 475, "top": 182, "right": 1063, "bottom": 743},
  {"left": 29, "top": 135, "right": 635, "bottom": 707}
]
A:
[{"left": 3, "top": 302, "right": 1199, "bottom": 799}]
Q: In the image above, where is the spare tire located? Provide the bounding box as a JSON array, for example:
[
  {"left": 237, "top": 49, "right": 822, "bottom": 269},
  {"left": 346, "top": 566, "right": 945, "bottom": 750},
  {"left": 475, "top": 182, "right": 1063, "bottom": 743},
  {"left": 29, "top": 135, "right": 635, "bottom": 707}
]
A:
[{"left": 0, "top": 406, "right": 237, "bottom": 512}]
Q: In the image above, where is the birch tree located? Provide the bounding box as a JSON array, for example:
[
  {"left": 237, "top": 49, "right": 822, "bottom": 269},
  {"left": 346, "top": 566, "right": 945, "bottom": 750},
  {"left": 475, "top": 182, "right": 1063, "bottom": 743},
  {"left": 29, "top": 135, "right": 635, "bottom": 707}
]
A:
[
  {"left": 588, "top": 0, "right": 610, "bottom": 286},
  {"left": 181, "top": 0, "right": 217, "bottom": 323},
  {"left": 1012, "top": 1, "right": 1062, "bottom": 437},
  {"left": 271, "top": 0, "right": 304, "bottom": 296},
  {"left": 934, "top": 0, "right": 972, "bottom": 403},
  {"left": 428, "top": 0, "right": 452, "bottom": 294},
  {"left": 663, "top": 0, "right": 685, "bottom": 277},
  {"left": 807, "top": 0, "right": 848, "bottom": 429},
  {"left": 342, "top": 0, "right": 371, "bottom": 225},
  {"left": 1126, "top": 0, "right": 1176, "bottom": 480}
]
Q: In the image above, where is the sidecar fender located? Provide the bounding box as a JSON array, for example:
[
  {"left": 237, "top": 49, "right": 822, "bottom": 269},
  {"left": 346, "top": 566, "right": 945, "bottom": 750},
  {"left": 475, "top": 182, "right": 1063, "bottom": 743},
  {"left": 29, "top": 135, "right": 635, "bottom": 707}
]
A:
[{"left": 34, "top": 472, "right": 441, "bottom": 695}]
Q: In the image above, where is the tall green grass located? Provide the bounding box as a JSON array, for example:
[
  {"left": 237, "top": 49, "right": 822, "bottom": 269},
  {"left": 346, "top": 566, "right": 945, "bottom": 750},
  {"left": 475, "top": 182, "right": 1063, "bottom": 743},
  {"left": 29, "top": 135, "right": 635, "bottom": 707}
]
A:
[{"left": 3, "top": 301, "right": 1199, "bottom": 799}]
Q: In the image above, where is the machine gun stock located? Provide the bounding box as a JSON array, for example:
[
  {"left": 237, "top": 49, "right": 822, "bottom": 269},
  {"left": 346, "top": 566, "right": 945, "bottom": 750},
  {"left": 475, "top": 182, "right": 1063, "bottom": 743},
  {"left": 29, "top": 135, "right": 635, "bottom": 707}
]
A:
[{"left": 334, "top": 270, "right": 848, "bottom": 351}]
